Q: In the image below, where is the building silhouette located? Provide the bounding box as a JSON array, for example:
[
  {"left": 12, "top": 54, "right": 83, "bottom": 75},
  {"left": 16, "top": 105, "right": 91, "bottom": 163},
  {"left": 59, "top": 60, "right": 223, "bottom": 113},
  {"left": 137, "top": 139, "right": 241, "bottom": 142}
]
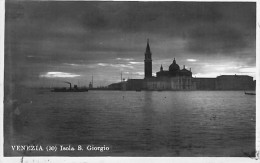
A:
[
  {"left": 108, "top": 40, "right": 255, "bottom": 91},
  {"left": 144, "top": 39, "right": 152, "bottom": 78}
]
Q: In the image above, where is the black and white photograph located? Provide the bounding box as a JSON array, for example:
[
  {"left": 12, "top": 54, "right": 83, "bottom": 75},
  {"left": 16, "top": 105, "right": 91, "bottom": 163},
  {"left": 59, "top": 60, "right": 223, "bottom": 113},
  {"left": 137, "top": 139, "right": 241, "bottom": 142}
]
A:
[{"left": 3, "top": 0, "right": 258, "bottom": 160}]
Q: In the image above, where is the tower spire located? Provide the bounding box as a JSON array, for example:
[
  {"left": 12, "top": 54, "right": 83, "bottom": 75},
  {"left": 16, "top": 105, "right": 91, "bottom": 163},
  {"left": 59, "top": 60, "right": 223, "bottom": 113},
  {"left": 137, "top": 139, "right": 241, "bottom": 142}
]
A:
[
  {"left": 146, "top": 38, "right": 151, "bottom": 53},
  {"left": 144, "top": 39, "right": 152, "bottom": 78}
]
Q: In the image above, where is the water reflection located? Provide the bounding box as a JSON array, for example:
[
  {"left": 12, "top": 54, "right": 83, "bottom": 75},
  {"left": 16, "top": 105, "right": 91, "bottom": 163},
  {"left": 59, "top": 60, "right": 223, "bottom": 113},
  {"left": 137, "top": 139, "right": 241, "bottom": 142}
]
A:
[{"left": 5, "top": 90, "right": 255, "bottom": 156}]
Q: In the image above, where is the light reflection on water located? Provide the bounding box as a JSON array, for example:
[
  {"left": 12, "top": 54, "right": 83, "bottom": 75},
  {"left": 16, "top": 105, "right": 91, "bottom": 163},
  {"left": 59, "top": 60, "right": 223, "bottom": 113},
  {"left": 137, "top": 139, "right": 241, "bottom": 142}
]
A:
[{"left": 6, "top": 90, "right": 255, "bottom": 156}]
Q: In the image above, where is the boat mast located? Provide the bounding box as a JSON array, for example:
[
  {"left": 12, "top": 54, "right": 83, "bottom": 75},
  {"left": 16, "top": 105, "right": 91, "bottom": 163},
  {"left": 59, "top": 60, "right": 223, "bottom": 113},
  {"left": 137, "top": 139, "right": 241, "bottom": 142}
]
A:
[{"left": 92, "top": 74, "right": 93, "bottom": 88}]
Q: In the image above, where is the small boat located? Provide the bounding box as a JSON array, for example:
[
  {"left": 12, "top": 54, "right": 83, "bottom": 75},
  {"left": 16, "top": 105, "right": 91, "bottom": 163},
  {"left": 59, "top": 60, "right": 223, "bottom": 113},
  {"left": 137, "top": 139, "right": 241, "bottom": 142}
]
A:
[
  {"left": 51, "top": 88, "right": 88, "bottom": 92},
  {"left": 136, "top": 89, "right": 141, "bottom": 92},
  {"left": 244, "top": 91, "right": 255, "bottom": 95},
  {"left": 51, "top": 81, "right": 88, "bottom": 92}
]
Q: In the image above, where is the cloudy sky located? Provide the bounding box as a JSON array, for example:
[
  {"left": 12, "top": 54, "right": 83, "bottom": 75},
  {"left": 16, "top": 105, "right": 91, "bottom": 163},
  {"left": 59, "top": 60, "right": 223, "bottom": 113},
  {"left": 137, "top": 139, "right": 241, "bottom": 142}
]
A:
[{"left": 5, "top": 1, "right": 256, "bottom": 88}]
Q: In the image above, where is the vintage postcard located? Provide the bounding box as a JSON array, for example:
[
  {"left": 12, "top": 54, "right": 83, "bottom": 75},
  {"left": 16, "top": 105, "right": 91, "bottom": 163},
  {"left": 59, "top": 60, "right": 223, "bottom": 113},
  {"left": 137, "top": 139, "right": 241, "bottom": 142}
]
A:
[{"left": 2, "top": 0, "right": 259, "bottom": 162}]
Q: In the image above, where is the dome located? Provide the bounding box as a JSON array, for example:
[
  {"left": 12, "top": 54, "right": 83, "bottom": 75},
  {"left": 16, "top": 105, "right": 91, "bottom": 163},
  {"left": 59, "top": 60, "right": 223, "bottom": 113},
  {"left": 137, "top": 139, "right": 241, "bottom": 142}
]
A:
[{"left": 169, "top": 58, "right": 180, "bottom": 72}]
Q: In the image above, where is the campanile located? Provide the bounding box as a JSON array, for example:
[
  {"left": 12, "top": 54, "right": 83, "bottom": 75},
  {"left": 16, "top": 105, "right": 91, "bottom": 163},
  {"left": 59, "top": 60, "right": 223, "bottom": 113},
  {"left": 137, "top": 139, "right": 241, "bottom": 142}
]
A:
[{"left": 144, "top": 39, "right": 152, "bottom": 78}]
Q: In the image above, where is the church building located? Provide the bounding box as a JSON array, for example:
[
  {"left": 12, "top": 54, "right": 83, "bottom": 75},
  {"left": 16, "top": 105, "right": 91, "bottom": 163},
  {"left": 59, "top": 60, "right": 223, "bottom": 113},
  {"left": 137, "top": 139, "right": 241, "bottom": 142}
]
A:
[
  {"left": 108, "top": 40, "right": 255, "bottom": 91},
  {"left": 125, "top": 40, "right": 196, "bottom": 90},
  {"left": 142, "top": 40, "right": 196, "bottom": 90}
]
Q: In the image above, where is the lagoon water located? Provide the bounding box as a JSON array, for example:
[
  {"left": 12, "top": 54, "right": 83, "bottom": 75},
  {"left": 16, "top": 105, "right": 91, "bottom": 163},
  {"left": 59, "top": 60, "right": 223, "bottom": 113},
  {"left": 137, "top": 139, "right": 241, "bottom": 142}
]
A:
[{"left": 5, "top": 90, "right": 255, "bottom": 156}]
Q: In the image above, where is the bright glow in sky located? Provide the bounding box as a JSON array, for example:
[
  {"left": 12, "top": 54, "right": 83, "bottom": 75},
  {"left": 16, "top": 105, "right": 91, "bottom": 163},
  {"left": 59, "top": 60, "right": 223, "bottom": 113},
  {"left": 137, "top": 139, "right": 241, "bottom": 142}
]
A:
[
  {"left": 40, "top": 72, "right": 81, "bottom": 78},
  {"left": 187, "top": 59, "right": 197, "bottom": 62}
]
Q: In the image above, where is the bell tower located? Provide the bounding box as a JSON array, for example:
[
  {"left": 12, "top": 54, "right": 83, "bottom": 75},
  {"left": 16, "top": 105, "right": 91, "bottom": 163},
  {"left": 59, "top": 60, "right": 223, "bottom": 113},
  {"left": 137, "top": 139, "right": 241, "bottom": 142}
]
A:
[{"left": 144, "top": 39, "right": 152, "bottom": 78}]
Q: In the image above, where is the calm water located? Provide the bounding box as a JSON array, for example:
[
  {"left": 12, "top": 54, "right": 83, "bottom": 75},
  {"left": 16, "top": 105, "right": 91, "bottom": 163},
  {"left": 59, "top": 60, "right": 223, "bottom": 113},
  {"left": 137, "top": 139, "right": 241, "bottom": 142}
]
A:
[{"left": 5, "top": 90, "right": 255, "bottom": 156}]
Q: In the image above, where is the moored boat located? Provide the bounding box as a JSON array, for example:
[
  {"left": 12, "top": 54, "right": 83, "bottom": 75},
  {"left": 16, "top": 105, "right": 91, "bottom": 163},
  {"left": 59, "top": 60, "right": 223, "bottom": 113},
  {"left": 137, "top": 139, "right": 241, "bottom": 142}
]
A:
[{"left": 244, "top": 91, "right": 255, "bottom": 95}]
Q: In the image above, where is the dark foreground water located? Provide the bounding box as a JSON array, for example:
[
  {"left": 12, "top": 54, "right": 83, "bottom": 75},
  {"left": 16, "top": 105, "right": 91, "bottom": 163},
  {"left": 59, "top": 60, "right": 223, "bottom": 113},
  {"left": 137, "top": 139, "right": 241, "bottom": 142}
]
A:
[{"left": 5, "top": 90, "right": 255, "bottom": 156}]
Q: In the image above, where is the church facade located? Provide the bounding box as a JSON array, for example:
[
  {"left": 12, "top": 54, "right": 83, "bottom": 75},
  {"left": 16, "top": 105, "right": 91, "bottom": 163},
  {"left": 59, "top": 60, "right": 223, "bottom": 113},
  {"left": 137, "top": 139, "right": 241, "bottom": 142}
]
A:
[
  {"left": 108, "top": 40, "right": 255, "bottom": 91},
  {"left": 143, "top": 40, "right": 195, "bottom": 90},
  {"left": 125, "top": 40, "right": 196, "bottom": 90}
]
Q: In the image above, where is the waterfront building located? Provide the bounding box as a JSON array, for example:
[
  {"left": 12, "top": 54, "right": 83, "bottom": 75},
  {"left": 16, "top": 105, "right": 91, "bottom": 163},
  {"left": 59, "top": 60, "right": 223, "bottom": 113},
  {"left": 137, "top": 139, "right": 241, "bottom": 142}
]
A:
[
  {"left": 215, "top": 75, "right": 254, "bottom": 90},
  {"left": 108, "top": 40, "right": 255, "bottom": 91}
]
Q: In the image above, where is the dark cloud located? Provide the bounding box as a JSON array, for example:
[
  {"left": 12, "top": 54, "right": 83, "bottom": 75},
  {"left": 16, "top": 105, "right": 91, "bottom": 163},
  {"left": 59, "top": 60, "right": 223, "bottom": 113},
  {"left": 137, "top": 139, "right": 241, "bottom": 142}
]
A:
[
  {"left": 187, "top": 24, "right": 248, "bottom": 54},
  {"left": 4, "top": 1, "right": 256, "bottom": 87}
]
